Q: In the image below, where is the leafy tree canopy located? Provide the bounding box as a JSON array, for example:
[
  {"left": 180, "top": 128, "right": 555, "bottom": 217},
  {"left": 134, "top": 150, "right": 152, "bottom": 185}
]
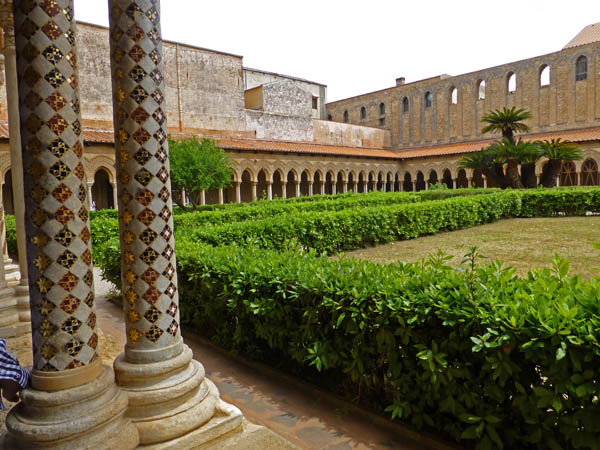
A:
[{"left": 169, "top": 137, "right": 234, "bottom": 208}]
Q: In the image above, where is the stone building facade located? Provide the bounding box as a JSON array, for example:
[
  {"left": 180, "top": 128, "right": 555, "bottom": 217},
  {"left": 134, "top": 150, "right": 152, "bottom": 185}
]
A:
[
  {"left": 0, "top": 22, "right": 598, "bottom": 215},
  {"left": 326, "top": 27, "right": 600, "bottom": 150}
]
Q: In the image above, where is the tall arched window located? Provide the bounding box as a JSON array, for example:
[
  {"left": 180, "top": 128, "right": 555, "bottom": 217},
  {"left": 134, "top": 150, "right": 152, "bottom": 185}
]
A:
[
  {"left": 343, "top": 110, "right": 349, "bottom": 123},
  {"left": 402, "top": 97, "right": 409, "bottom": 112},
  {"left": 477, "top": 80, "right": 486, "bottom": 100},
  {"left": 424, "top": 91, "right": 432, "bottom": 108},
  {"left": 576, "top": 55, "right": 588, "bottom": 81},
  {"left": 379, "top": 103, "right": 386, "bottom": 115},
  {"left": 507, "top": 72, "right": 517, "bottom": 93},
  {"left": 450, "top": 87, "right": 458, "bottom": 105},
  {"left": 539, "top": 64, "right": 550, "bottom": 87},
  {"left": 360, "top": 106, "right": 366, "bottom": 120}
]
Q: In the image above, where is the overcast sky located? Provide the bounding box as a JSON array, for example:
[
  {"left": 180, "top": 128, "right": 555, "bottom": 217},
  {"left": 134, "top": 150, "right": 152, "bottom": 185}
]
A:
[{"left": 74, "top": 0, "right": 598, "bottom": 102}]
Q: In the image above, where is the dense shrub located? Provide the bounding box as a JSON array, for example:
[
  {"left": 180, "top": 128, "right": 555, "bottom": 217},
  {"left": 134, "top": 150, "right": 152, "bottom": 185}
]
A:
[
  {"left": 5, "top": 214, "right": 16, "bottom": 256},
  {"left": 89, "top": 186, "right": 600, "bottom": 449},
  {"left": 174, "top": 242, "right": 600, "bottom": 450},
  {"left": 188, "top": 193, "right": 517, "bottom": 252}
]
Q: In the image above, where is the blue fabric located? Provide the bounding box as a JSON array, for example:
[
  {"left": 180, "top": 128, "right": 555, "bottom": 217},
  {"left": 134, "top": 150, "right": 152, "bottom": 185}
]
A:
[{"left": 0, "top": 338, "right": 30, "bottom": 410}]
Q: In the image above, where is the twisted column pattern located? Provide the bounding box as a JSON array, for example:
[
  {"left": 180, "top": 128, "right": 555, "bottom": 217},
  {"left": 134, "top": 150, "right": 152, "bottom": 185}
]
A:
[
  {"left": 13, "top": 0, "right": 100, "bottom": 386},
  {"left": 108, "top": 0, "right": 181, "bottom": 363}
]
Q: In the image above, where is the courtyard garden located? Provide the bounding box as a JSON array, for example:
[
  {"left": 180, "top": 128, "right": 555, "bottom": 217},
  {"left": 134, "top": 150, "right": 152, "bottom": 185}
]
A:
[{"left": 8, "top": 187, "right": 600, "bottom": 449}]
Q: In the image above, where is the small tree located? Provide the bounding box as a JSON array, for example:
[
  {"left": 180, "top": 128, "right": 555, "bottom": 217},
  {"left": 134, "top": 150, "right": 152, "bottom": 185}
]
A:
[
  {"left": 538, "top": 139, "right": 583, "bottom": 188},
  {"left": 169, "top": 137, "right": 234, "bottom": 208}
]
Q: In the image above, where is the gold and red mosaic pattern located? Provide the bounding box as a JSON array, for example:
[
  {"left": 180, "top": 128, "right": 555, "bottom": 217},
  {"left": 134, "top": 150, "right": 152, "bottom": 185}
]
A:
[
  {"left": 108, "top": 0, "right": 180, "bottom": 351},
  {"left": 13, "top": 0, "right": 98, "bottom": 371}
]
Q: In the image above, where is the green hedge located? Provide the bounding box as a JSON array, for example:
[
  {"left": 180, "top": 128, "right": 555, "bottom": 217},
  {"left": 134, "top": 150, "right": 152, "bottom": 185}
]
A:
[
  {"left": 189, "top": 193, "right": 519, "bottom": 253},
  {"left": 173, "top": 242, "right": 600, "bottom": 449}
]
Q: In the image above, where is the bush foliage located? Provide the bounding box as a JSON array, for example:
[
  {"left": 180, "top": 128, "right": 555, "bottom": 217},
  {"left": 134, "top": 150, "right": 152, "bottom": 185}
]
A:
[{"left": 6, "top": 187, "right": 600, "bottom": 449}]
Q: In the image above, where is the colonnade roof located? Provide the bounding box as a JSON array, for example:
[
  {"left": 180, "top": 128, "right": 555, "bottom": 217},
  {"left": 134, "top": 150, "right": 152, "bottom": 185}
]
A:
[
  {"left": 0, "top": 120, "right": 597, "bottom": 161},
  {"left": 396, "top": 127, "right": 600, "bottom": 158}
]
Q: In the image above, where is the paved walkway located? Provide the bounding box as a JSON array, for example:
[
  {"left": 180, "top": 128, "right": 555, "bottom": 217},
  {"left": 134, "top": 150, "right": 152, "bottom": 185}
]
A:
[{"left": 94, "top": 270, "right": 457, "bottom": 450}]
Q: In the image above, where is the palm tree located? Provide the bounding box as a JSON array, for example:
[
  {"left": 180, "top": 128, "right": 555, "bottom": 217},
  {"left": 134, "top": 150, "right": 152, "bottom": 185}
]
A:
[
  {"left": 538, "top": 139, "right": 583, "bottom": 188},
  {"left": 488, "top": 139, "right": 540, "bottom": 189},
  {"left": 519, "top": 143, "right": 543, "bottom": 188},
  {"left": 481, "top": 107, "right": 531, "bottom": 144},
  {"left": 459, "top": 147, "right": 506, "bottom": 188}
]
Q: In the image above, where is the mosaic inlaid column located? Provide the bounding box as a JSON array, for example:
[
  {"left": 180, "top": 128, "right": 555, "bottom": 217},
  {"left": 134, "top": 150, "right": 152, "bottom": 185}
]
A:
[
  {"left": 108, "top": 0, "right": 243, "bottom": 445},
  {"left": 2, "top": 19, "right": 31, "bottom": 327},
  {"left": 2, "top": 2, "right": 137, "bottom": 448}
]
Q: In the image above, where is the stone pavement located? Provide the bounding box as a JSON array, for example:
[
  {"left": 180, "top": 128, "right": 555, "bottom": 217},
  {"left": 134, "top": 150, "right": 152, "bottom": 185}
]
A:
[{"left": 94, "top": 270, "right": 458, "bottom": 450}]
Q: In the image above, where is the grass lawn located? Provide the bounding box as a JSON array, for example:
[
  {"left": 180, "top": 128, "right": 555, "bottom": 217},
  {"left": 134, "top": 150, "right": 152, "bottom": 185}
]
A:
[{"left": 340, "top": 217, "right": 600, "bottom": 279}]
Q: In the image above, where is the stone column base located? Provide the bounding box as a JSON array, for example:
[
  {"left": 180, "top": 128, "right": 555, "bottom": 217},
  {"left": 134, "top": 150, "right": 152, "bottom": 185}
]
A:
[
  {"left": 0, "top": 286, "right": 27, "bottom": 338},
  {"left": 115, "top": 345, "right": 221, "bottom": 445},
  {"left": 114, "top": 344, "right": 294, "bottom": 449},
  {"left": 15, "top": 282, "right": 31, "bottom": 323},
  {"left": 4, "top": 260, "right": 20, "bottom": 285},
  {"left": 2, "top": 366, "right": 139, "bottom": 450}
]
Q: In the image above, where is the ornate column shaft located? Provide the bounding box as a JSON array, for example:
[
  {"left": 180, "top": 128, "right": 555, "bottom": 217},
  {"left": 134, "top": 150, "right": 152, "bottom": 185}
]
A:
[
  {"left": 86, "top": 181, "right": 93, "bottom": 209},
  {"left": 108, "top": 1, "right": 243, "bottom": 445},
  {"left": 218, "top": 187, "right": 223, "bottom": 204},
  {"left": 251, "top": 181, "right": 257, "bottom": 201},
  {"left": 111, "top": 181, "right": 118, "bottom": 209},
  {"left": 320, "top": 181, "right": 324, "bottom": 195},
  {"left": 3, "top": 1, "right": 137, "bottom": 448},
  {"left": 2, "top": 22, "right": 30, "bottom": 325},
  {"left": 200, "top": 188, "right": 206, "bottom": 205},
  {"left": 342, "top": 181, "right": 347, "bottom": 194},
  {"left": 267, "top": 181, "right": 272, "bottom": 200},
  {"left": 281, "top": 181, "right": 287, "bottom": 198},
  {"left": 363, "top": 182, "right": 368, "bottom": 193},
  {"left": 235, "top": 182, "right": 241, "bottom": 202}
]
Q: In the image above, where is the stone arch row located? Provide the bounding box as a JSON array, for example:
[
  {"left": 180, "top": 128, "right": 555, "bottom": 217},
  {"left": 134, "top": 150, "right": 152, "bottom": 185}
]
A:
[
  {"left": 403, "top": 156, "right": 600, "bottom": 190},
  {"left": 1, "top": 159, "right": 118, "bottom": 213},
  {"left": 230, "top": 164, "right": 402, "bottom": 202},
  {"left": 3, "top": 154, "right": 597, "bottom": 210}
]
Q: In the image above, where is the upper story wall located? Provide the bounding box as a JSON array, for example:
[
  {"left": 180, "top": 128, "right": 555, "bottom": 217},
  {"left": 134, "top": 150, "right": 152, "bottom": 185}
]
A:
[
  {"left": 313, "top": 120, "right": 391, "bottom": 148},
  {"left": 25, "top": 22, "right": 247, "bottom": 134},
  {"left": 244, "top": 68, "right": 327, "bottom": 120},
  {"left": 326, "top": 40, "right": 600, "bottom": 149}
]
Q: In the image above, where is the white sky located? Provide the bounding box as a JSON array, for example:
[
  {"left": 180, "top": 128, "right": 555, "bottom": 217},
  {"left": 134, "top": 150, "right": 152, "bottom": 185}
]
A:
[{"left": 74, "top": 0, "right": 598, "bottom": 102}]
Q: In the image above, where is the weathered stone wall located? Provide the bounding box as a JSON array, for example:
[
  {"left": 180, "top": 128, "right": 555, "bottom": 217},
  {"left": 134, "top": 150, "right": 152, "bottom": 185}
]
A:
[
  {"left": 244, "top": 68, "right": 326, "bottom": 119},
  {"left": 313, "top": 120, "right": 391, "bottom": 148},
  {"left": 245, "top": 110, "right": 313, "bottom": 141},
  {"left": 326, "top": 41, "right": 600, "bottom": 149},
  {"left": 65, "top": 22, "right": 246, "bottom": 133},
  {"left": 261, "top": 79, "right": 313, "bottom": 117}
]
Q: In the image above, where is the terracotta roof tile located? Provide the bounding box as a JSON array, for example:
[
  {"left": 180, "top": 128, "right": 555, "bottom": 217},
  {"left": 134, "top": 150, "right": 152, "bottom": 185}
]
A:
[
  {"left": 0, "top": 121, "right": 597, "bottom": 161},
  {"left": 396, "top": 128, "right": 600, "bottom": 159},
  {"left": 82, "top": 128, "right": 114, "bottom": 144},
  {"left": 213, "top": 137, "right": 398, "bottom": 159},
  {"left": 564, "top": 23, "right": 600, "bottom": 49}
]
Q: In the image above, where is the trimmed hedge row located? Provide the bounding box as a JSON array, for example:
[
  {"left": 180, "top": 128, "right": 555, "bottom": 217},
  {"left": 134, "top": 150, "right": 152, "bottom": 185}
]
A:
[
  {"left": 189, "top": 193, "right": 519, "bottom": 253},
  {"left": 172, "top": 242, "right": 600, "bottom": 449},
  {"left": 189, "top": 189, "right": 600, "bottom": 254},
  {"left": 87, "top": 189, "right": 505, "bottom": 250}
]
